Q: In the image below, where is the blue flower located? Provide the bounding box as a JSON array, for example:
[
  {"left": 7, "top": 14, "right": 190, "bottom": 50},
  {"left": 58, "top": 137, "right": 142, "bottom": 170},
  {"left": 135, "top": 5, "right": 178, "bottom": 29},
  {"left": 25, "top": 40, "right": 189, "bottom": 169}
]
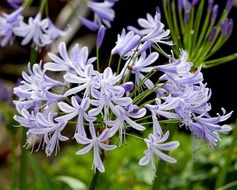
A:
[
  {"left": 75, "top": 123, "right": 117, "bottom": 173},
  {"left": 13, "top": 63, "right": 63, "bottom": 110},
  {"left": 185, "top": 109, "right": 233, "bottom": 147},
  {"left": 80, "top": 0, "right": 116, "bottom": 30},
  {"left": 111, "top": 29, "right": 141, "bottom": 57},
  {"left": 139, "top": 132, "right": 179, "bottom": 178},
  {"left": 0, "top": 8, "right": 23, "bottom": 47},
  {"left": 127, "top": 12, "right": 172, "bottom": 46},
  {"left": 44, "top": 42, "right": 96, "bottom": 73},
  {"left": 127, "top": 52, "right": 159, "bottom": 89},
  {"left": 7, "top": 0, "right": 23, "bottom": 9},
  {"left": 157, "top": 50, "right": 203, "bottom": 85},
  {"left": 107, "top": 105, "right": 146, "bottom": 145},
  {"left": 64, "top": 64, "right": 98, "bottom": 97},
  {"left": 14, "top": 13, "right": 66, "bottom": 48},
  {"left": 146, "top": 97, "right": 180, "bottom": 136},
  {"left": 14, "top": 109, "right": 68, "bottom": 156},
  {"left": 56, "top": 96, "right": 95, "bottom": 136}
]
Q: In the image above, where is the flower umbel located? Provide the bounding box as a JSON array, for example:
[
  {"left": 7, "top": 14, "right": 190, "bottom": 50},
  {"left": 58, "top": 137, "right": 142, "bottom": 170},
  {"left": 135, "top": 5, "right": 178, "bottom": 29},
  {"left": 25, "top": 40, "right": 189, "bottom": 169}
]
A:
[{"left": 12, "top": 1, "right": 233, "bottom": 179}]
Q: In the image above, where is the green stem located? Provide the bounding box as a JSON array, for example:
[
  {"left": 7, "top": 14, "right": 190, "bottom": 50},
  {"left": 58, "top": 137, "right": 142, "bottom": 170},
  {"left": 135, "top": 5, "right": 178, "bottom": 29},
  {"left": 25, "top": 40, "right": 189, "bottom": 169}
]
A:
[
  {"left": 19, "top": 129, "right": 28, "bottom": 190},
  {"left": 10, "top": 134, "right": 17, "bottom": 190},
  {"left": 89, "top": 169, "right": 100, "bottom": 190},
  {"left": 21, "top": 0, "right": 33, "bottom": 9},
  {"left": 129, "top": 70, "right": 156, "bottom": 98},
  {"left": 215, "top": 120, "right": 237, "bottom": 189},
  {"left": 204, "top": 53, "right": 237, "bottom": 68},
  {"left": 151, "top": 123, "right": 177, "bottom": 190},
  {"left": 191, "top": 0, "right": 204, "bottom": 52},
  {"left": 19, "top": 47, "right": 38, "bottom": 190},
  {"left": 89, "top": 151, "right": 105, "bottom": 190},
  {"left": 39, "top": 0, "right": 48, "bottom": 14},
  {"left": 30, "top": 48, "right": 38, "bottom": 65},
  {"left": 96, "top": 48, "right": 100, "bottom": 71},
  {"left": 116, "top": 56, "right": 122, "bottom": 75},
  {"left": 108, "top": 54, "right": 113, "bottom": 68}
]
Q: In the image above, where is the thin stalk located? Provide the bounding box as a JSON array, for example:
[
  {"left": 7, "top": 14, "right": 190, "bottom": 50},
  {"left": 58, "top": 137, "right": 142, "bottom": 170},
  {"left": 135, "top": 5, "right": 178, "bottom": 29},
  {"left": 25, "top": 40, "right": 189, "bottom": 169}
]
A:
[
  {"left": 89, "top": 170, "right": 100, "bottom": 190},
  {"left": 152, "top": 44, "right": 171, "bottom": 58},
  {"left": 89, "top": 151, "right": 105, "bottom": 190},
  {"left": 215, "top": 120, "right": 237, "bottom": 189},
  {"left": 108, "top": 54, "right": 113, "bottom": 68},
  {"left": 134, "top": 80, "right": 160, "bottom": 105},
  {"left": 204, "top": 53, "right": 237, "bottom": 68},
  {"left": 22, "top": 0, "right": 33, "bottom": 9},
  {"left": 187, "top": 8, "right": 194, "bottom": 54},
  {"left": 207, "top": 35, "right": 231, "bottom": 59},
  {"left": 151, "top": 123, "right": 177, "bottom": 190},
  {"left": 171, "top": 1, "right": 182, "bottom": 54},
  {"left": 178, "top": 8, "right": 185, "bottom": 35},
  {"left": 129, "top": 70, "right": 156, "bottom": 98},
  {"left": 192, "top": 11, "right": 211, "bottom": 57},
  {"left": 19, "top": 47, "right": 38, "bottom": 190},
  {"left": 163, "top": 0, "right": 179, "bottom": 55},
  {"left": 96, "top": 48, "right": 100, "bottom": 71},
  {"left": 19, "top": 129, "right": 28, "bottom": 190},
  {"left": 39, "top": 0, "right": 47, "bottom": 13},
  {"left": 135, "top": 115, "right": 152, "bottom": 122},
  {"left": 10, "top": 134, "right": 17, "bottom": 190},
  {"left": 116, "top": 56, "right": 122, "bottom": 75},
  {"left": 30, "top": 47, "right": 38, "bottom": 65},
  {"left": 191, "top": 0, "right": 204, "bottom": 53}
]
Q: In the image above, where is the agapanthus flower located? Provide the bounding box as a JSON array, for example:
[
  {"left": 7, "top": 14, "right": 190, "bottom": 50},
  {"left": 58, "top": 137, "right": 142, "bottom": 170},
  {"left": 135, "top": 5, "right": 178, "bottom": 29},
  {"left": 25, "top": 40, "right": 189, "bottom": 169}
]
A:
[
  {"left": 44, "top": 42, "right": 96, "bottom": 73},
  {"left": 7, "top": 0, "right": 23, "bottom": 9},
  {"left": 146, "top": 97, "right": 180, "bottom": 136},
  {"left": 126, "top": 52, "right": 159, "bottom": 89},
  {"left": 89, "top": 88, "right": 132, "bottom": 122},
  {"left": 156, "top": 50, "right": 203, "bottom": 85},
  {"left": 139, "top": 132, "right": 179, "bottom": 178},
  {"left": 184, "top": 109, "right": 232, "bottom": 147},
  {"left": 177, "top": 0, "right": 192, "bottom": 22},
  {"left": 12, "top": 13, "right": 233, "bottom": 178},
  {"left": 80, "top": 0, "right": 116, "bottom": 30},
  {"left": 127, "top": 12, "right": 172, "bottom": 46},
  {"left": 96, "top": 25, "right": 106, "bottom": 48},
  {"left": 0, "top": 8, "right": 23, "bottom": 47},
  {"left": 221, "top": 19, "right": 233, "bottom": 37},
  {"left": 56, "top": 96, "right": 95, "bottom": 136},
  {"left": 111, "top": 29, "right": 141, "bottom": 57},
  {"left": 14, "top": 13, "right": 66, "bottom": 48},
  {"left": 75, "top": 123, "right": 117, "bottom": 172},
  {"left": 15, "top": 108, "right": 68, "bottom": 156},
  {"left": 64, "top": 64, "right": 99, "bottom": 97},
  {"left": 13, "top": 63, "right": 64, "bottom": 110},
  {"left": 107, "top": 105, "right": 146, "bottom": 144},
  {"left": 154, "top": 50, "right": 232, "bottom": 147}
]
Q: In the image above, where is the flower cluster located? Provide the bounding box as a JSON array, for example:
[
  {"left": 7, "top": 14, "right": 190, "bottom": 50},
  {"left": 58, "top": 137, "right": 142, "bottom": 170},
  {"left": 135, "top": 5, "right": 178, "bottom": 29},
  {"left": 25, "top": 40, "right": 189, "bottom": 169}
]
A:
[
  {"left": 80, "top": 0, "right": 117, "bottom": 31},
  {"left": 163, "top": 0, "right": 237, "bottom": 68},
  {"left": 0, "top": 5, "right": 66, "bottom": 48},
  {"left": 13, "top": 7, "right": 232, "bottom": 178}
]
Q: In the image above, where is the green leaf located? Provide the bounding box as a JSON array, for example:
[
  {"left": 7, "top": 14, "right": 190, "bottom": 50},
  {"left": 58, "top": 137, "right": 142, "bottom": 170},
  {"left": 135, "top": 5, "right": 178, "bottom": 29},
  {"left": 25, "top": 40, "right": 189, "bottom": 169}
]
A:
[
  {"left": 56, "top": 176, "right": 87, "bottom": 190},
  {"left": 28, "top": 154, "right": 53, "bottom": 190}
]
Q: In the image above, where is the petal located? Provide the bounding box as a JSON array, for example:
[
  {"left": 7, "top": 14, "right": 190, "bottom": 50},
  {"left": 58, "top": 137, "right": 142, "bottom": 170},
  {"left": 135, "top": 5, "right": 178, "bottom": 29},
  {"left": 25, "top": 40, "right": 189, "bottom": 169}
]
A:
[
  {"left": 154, "top": 149, "right": 177, "bottom": 163},
  {"left": 139, "top": 154, "right": 150, "bottom": 166},
  {"left": 55, "top": 112, "right": 78, "bottom": 122},
  {"left": 58, "top": 102, "right": 76, "bottom": 113},
  {"left": 125, "top": 117, "right": 145, "bottom": 131},
  {"left": 155, "top": 141, "right": 180, "bottom": 151},
  {"left": 76, "top": 143, "right": 93, "bottom": 155},
  {"left": 99, "top": 142, "right": 117, "bottom": 151}
]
